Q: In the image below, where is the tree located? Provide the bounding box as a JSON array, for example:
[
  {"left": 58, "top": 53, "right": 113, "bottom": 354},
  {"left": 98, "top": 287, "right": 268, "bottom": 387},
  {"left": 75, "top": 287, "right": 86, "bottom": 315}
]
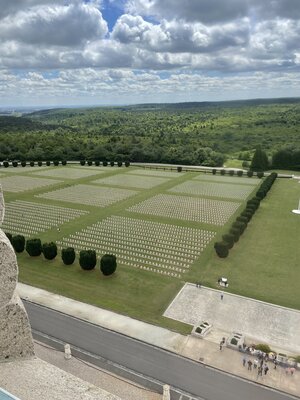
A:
[
  {"left": 100, "top": 254, "right": 117, "bottom": 276},
  {"left": 11, "top": 235, "right": 25, "bottom": 253},
  {"left": 42, "top": 242, "right": 57, "bottom": 260},
  {"left": 250, "top": 147, "right": 269, "bottom": 171},
  {"left": 214, "top": 242, "right": 229, "bottom": 258},
  {"left": 61, "top": 247, "right": 76, "bottom": 265},
  {"left": 26, "top": 238, "right": 42, "bottom": 256},
  {"left": 79, "top": 250, "right": 96, "bottom": 270}
]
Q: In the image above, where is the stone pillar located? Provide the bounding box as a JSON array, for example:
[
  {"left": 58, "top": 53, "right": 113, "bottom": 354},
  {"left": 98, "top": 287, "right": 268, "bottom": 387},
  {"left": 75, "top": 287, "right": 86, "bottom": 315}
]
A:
[
  {"left": 0, "top": 186, "right": 35, "bottom": 361},
  {"left": 162, "top": 385, "right": 170, "bottom": 400}
]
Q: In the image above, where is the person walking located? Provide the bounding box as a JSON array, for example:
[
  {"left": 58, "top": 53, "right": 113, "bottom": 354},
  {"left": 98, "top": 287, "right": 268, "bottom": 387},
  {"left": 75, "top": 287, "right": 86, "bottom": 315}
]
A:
[
  {"left": 247, "top": 360, "right": 253, "bottom": 371},
  {"left": 220, "top": 292, "right": 224, "bottom": 300},
  {"left": 264, "top": 364, "right": 269, "bottom": 375},
  {"left": 257, "top": 366, "right": 263, "bottom": 377},
  {"left": 242, "top": 356, "right": 247, "bottom": 367},
  {"left": 253, "top": 358, "right": 258, "bottom": 369}
]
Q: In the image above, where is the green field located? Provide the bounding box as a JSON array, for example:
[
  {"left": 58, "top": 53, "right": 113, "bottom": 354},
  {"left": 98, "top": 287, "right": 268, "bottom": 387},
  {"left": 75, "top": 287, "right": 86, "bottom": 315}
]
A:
[{"left": 1, "top": 164, "right": 299, "bottom": 333}]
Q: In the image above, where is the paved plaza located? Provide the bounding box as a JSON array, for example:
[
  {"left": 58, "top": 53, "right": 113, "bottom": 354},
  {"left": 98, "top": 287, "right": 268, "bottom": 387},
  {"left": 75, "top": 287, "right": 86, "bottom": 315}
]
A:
[{"left": 164, "top": 284, "right": 300, "bottom": 354}]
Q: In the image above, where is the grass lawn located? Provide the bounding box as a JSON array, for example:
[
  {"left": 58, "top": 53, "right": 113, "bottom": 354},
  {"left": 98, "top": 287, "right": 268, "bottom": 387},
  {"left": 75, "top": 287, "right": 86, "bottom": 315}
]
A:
[
  {"left": 199, "top": 178, "right": 300, "bottom": 310},
  {"left": 1, "top": 164, "right": 300, "bottom": 335}
]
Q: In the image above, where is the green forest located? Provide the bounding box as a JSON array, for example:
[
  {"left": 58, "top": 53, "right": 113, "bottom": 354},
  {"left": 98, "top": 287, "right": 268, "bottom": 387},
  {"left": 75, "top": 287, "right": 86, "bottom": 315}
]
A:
[{"left": 1, "top": 98, "right": 300, "bottom": 169}]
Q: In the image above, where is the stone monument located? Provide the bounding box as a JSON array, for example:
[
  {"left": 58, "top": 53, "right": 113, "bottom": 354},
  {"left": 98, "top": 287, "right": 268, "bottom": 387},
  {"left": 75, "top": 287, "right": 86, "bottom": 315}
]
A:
[{"left": 0, "top": 185, "right": 35, "bottom": 361}]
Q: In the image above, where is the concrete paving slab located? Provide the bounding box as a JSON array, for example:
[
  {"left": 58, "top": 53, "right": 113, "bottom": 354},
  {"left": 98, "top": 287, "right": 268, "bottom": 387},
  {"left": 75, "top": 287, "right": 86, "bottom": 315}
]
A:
[{"left": 164, "top": 283, "right": 300, "bottom": 354}]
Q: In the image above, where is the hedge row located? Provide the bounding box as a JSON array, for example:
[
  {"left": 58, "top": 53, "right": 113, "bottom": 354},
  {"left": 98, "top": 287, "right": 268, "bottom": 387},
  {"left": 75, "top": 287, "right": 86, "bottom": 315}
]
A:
[
  {"left": 214, "top": 172, "right": 277, "bottom": 258},
  {"left": 212, "top": 169, "right": 264, "bottom": 178},
  {"left": 1, "top": 160, "right": 67, "bottom": 167},
  {"left": 0, "top": 160, "right": 130, "bottom": 168},
  {"left": 79, "top": 160, "right": 130, "bottom": 167},
  {"left": 5, "top": 233, "right": 117, "bottom": 276}
]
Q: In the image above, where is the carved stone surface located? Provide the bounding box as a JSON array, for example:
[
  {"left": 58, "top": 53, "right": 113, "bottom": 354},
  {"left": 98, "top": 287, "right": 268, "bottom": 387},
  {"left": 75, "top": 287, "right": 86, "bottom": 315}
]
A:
[
  {"left": 0, "top": 230, "right": 18, "bottom": 308},
  {"left": 0, "top": 185, "right": 4, "bottom": 224},
  {"left": 0, "top": 293, "right": 35, "bottom": 360},
  {"left": 0, "top": 189, "right": 34, "bottom": 361}
]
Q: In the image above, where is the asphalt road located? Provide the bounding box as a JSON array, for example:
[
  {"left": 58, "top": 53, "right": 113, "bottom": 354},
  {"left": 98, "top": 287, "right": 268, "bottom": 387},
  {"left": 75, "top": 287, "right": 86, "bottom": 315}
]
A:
[{"left": 24, "top": 301, "right": 297, "bottom": 400}]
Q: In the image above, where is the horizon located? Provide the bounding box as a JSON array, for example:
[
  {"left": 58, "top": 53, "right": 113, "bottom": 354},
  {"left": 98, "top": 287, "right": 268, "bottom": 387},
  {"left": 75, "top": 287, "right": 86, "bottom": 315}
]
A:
[
  {"left": 2, "top": 95, "right": 300, "bottom": 113},
  {"left": 1, "top": 0, "right": 300, "bottom": 107}
]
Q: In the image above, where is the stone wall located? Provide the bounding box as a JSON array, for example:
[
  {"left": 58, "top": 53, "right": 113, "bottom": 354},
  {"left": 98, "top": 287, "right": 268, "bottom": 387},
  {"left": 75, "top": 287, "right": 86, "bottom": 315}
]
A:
[{"left": 0, "top": 186, "right": 34, "bottom": 361}]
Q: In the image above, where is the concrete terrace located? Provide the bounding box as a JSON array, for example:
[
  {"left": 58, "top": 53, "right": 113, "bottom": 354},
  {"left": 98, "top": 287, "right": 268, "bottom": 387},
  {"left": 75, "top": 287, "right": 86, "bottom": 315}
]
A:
[{"left": 164, "top": 283, "right": 300, "bottom": 354}]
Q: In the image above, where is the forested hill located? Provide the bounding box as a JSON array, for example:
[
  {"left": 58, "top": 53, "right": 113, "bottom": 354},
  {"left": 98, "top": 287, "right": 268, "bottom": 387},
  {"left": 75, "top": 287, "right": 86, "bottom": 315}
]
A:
[{"left": 1, "top": 98, "right": 300, "bottom": 166}]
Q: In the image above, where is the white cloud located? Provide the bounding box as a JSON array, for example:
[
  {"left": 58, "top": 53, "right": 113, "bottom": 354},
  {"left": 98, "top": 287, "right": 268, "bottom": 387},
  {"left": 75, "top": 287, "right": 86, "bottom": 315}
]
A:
[
  {"left": 112, "top": 14, "right": 250, "bottom": 53},
  {"left": 0, "top": 3, "right": 108, "bottom": 46},
  {"left": 1, "top": 68, "right": 300, "bottom": 106},
  {"left": 126, "top": 0, "right": 300, "bottom": 23},
  {"left": 126, "top": 0, "right": 248, "bottom": 23}
]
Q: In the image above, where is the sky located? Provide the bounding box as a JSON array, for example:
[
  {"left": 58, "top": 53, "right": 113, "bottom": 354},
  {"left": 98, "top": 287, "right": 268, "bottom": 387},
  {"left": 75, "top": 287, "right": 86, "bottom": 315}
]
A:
[{"left": 0, "top": 0, "right": 300, "bottom": 107}]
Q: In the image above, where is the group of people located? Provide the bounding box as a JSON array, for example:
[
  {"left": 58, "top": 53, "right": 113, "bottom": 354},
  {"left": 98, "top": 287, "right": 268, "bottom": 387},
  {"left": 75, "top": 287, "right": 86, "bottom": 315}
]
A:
[{"left": 242, "top": 355, "right": 269, "bottom": 376}]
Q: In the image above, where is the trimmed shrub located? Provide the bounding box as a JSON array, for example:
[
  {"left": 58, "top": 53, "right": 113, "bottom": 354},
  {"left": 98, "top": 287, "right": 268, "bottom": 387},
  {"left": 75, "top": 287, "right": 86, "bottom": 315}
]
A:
[
  {"left": 61, "top": 247, "right": 76, "bottom": 265},
  {"left": 241, "top": 211, "right": 253, "bottom": 221},
  {"left": 214, "top": 241, "right": 229, "bottom": 258},
  {"left": 100, "top": 254, "right": 117, "bottom": 276},
  {"left": 220, "top": 169, "right": 225, "bottom": 175},
  {"left": 46, "top": 160, "right": 51, "bottom": 166},
  {"left": 42, "top": 242, "right": 57, "bottom": 260},
  {"left": 212, "top": 169, "right": 217, "bottom": 175},
  {"left": 125, "top": 161, "right": 130, "bottom": 167},
  {"left": 229, "top": 170, "right": 235, "bottom": 176},
  {"left": 80, "top": 160, "right": 86, "bottom": 166},
  {"left": 87, "top": 160, "right": 93, "bottom": 166},
  {"left": 110, "top": 161, "right": 115, "bottom": 167},
  {"left": 229, "top": 227, "right": 240, "bottom": 242},
  {"left": 3, "top": 161, "right": 9, "bottom": 168},
  {"left": 29, "top": 161, "right": 35, "bottom": 167},
  {"left": 237, "top": 170, "right": 243, "bottom": 177},
  {"left": 103, "top": 160, "right": 108, "bottom": 167},
  {"left": 177, "top": 166, "right": 182, "bottom": 172},
  {"left": 62, "top": 160, "right": 67, "bottom": 166},
  {"left": 236, "top": 216, "right": 248, "bottom": 225},
  {"left": 21, "top": 161, "right": 26, "bottom": 167},
  {"left": 11, "top": 235, "right": 25, "bottom": 253},
  {"left": 247, "top": 170, "right": 253, "bottom": 177},
  {"left": 232, "top": 221, "right": 247, "bottom": 234},
  {"left": 95, "top": 160, "right": 100, "bottom": 166},
  {"left": 79, "top": 250, "right": 97, "bottom": 270},
  {"left": 53, "top": 160, "right": 59, "bottom": 166},
  {"left": 255, "top": 343, "right": 271, "bottom": 354},
  {"left": 117, "top": 161, "right": 122, "bottom": 167},
  {"left": 38, "top": 160, "right": 43, "bottom": 167},
  {"left": 26, "top": 238, "right": 42, "bottom": 256},
  {"left": 12, "top": 161, "right": 18, "bottom": 167},
  {"left": 222, "top": 234, "right": 234, "bottom": 249},
  {"left": 5, "top": 232, "right": 13, "bottom": 243},
  {"left": 256, "top": 189, "right": 266, "bottom": 200},
  {"left": 257, "top": 171, "right": 264, "bottom": 179}
]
